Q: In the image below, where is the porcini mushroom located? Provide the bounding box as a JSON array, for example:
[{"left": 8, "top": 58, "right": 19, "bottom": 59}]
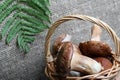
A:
[
  {"left": 52, "top": 34, "right": 71, "bottom": 57},
  {"left": 79, "top": 24, "right": 112, "bottom": 57},
  {"left": 55, "top": 42, "right": 102, "bottom": 79},
  {"left": 94, "top": 57, "right": 113, "bottom": 71}
]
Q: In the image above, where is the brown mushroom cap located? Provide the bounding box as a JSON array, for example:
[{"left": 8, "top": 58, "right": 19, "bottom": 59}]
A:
[
  {"left": 55, "top": 42, "right": 73, "bottom": 79},
  {"left": 94, "top": 57, "right": 113, "bottom": 71},
  {"left": 52, "top": 34, "right": 71, "bottom": 57},
  {"left": 79, "top": 41, "right": 112, "bottom": 57},
  {"left": 52, "top": 34, "right": 66, "bottom": 56}
]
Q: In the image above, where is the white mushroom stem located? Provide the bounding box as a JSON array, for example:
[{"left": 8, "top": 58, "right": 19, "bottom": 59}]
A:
[
  {"left": 69, "top": 71, "right": 81, "bottom": 77},
  {"left": 91, "top": 24, "right": 102, "bottom": 41},
  {"left": 62, "top": 34, "right": 72, "bottom": 42},
  {"left": 71, "top": 44, "right": 102, "bottom": 74}
]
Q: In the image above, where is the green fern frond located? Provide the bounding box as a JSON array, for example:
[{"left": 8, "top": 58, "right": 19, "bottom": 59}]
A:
[{"left": 0, "top": 0, "right": 51, "bottom": 53}]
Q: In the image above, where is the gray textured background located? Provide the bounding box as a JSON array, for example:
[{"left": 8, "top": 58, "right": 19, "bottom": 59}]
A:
[{"left": 0, "top": 0, "right": 120, "bottom": 80}]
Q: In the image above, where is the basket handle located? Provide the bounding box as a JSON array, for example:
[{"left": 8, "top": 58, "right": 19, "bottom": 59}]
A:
[{"left": 45, "top": 15, "right": 120, "bottom": 62}]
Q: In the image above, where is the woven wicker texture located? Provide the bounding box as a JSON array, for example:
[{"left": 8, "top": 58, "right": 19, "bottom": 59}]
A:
[{"left": 45, "top": 15, "right": 120, "bottom": 80}]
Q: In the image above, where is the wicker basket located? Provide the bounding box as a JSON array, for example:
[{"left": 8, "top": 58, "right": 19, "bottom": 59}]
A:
[{"left": 45, "top": 15, "right": 120, "bottom": 80}]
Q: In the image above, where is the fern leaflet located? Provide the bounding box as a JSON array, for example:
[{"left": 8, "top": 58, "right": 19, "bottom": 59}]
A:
[{"left": 0, "top": 0, "right": 50, "bottom": 53}]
